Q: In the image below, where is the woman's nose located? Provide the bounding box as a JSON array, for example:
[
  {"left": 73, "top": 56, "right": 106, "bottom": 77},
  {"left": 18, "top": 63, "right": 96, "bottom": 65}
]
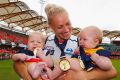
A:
[{"left": 64, "top": 26, "right": 69, "bottom": 32}]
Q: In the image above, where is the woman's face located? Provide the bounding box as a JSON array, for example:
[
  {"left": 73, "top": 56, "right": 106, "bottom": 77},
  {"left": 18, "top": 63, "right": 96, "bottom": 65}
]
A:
[{"left": 49, "top": 12, "right": 72, "bottom": 40}]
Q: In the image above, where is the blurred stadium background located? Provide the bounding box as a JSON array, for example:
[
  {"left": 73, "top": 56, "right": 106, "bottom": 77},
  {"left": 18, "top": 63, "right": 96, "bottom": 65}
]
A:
[{"left": 0, "top": 0, "right": 120, "bottom": 80}]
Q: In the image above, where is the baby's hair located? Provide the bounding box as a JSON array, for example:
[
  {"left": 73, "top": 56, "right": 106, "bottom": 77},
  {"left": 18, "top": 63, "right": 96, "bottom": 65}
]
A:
[
  {"left": 82, "top": 26, "right": 103, "bottom": 44},
  {"left": 45, "top": 4, "right": 68, "bottom": 24},
  {"left": 29, "top": 31, "right": 45, "bottom": 43}
]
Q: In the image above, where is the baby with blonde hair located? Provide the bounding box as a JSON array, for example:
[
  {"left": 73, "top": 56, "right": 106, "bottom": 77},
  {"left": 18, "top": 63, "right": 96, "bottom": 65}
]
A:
[
  {"left": 12, "top": 31, "right": 53, "bottom": 80},
  {"left": 72, "top": 26, "right": 112, "bottom": 71}
]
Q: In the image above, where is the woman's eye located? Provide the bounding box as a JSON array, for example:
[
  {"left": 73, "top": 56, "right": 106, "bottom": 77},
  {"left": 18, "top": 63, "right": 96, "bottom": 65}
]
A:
[{"left": 57, "top": 25, "right": 63, "bottom": 29}]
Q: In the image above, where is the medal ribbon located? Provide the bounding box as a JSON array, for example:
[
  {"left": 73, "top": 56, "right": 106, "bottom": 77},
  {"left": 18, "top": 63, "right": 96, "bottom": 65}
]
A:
[{"left": 54, "top": 36, "right": 68, "bottom": 57}]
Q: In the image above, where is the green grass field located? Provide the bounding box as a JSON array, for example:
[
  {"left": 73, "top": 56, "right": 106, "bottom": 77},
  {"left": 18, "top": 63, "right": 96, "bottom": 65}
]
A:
[
  {"left": 0, "top": 60, "right": 19, "bottom": 80},
  {"left": 0, "top": 59, "right": 120, "bottom": 80},
  {"left": 111, "top": 59, "right": 120, "bottom": 80}
]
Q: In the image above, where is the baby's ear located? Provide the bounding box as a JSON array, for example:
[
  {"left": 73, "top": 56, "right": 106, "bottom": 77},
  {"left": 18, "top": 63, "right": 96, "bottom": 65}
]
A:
[{"left": 94, "top": 38, "right": 99, "bottom": 45}]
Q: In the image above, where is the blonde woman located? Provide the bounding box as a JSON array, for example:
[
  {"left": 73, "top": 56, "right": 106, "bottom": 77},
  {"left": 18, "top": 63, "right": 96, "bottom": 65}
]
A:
[{"left": 13, "top": 4, "right": 117, "bottom": 80}]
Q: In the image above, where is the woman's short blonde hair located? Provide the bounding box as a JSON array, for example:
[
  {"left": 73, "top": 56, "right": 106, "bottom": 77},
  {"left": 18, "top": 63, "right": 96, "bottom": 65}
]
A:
[{"left": 45, "top": 4, "right": 68, "bottom": 23}]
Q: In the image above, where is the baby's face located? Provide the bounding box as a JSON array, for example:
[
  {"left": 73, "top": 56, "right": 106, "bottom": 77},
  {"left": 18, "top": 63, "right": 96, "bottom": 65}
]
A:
[
  {"left": 79, "top": 30, "right": 99, "bottom": 49},
  {"left": 28, "top": 34, "right": 44, "bottom": 51}
]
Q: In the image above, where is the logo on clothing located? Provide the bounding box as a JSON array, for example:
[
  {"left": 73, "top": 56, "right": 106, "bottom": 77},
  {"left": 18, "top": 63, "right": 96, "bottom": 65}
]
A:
[
  {"left": 44, "top": 46, "right": 54, "bottom": 55},
  {"left": 65, "top": 48, "right": 73, "bottom": 54}
]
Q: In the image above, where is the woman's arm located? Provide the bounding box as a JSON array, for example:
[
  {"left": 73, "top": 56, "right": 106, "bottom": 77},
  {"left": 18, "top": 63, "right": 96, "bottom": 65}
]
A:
[
  {"left": 85, "top": 66, "right": 117, "bottom": 80},
  {"left": 13, "top": 61, "right": 33, "bottom": 80},
  {"left": 63, "top": 57, "right": 117, "bottom": 80},
  {"left": 65, "top": 65, "right": 117, "bottom": 80}
]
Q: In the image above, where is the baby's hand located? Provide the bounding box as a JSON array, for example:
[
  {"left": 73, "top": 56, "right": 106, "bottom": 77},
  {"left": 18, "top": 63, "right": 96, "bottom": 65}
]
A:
[
  {"left": 34, "top": 48, "right": 45, "bottom": 59},
  {"left": 34, "top": 48, "right": 43, "bottom": 55},
  {"left": 18, "top": 54, "right": 27, "bottom": 61},
  {"left": 71, "top": 48, "right": 80, "bottom": 59},
  {"left": 74, "top": 48, "right": 80, "bottom": 55},
  {"left": 91, "top": 53, "right": 100, "bottom": 61}
]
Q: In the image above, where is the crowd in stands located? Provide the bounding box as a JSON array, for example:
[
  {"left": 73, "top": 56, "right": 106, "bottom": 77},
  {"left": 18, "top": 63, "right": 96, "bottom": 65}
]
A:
[
  {"left": 0, "top": 28, "right": 28, "bottom": 45},
  {"left": 100, "top": 43, "right": 120, "bottom": 59},
  {"left": 0, "top": 27, "right": 28, "bottom": 60}
]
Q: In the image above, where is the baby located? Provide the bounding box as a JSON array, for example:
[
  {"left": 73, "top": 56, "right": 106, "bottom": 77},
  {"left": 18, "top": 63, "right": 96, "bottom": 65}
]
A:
[
  {"left": 72, "top": 26, "right": 112, "bottom": 71},
  {"left": 11, "top": 32, "right": 53, "bottom": 80}
]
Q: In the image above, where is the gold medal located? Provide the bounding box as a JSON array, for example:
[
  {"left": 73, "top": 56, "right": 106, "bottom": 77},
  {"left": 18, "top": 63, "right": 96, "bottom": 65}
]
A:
[
  {"left": 79, "top": 59, "right": 85, "bottom": 69},
  {"left": 33, "top": 48, "right": 42, "bottom": 56},
  {"left": 59, "top": 56, "right": 70, "bottom": 71},
  {"left": 72, "top": 58, "right": 85, "bottom": 69},
  {"left": 78, "top": 56, "right": 85, "bottom": 69}
]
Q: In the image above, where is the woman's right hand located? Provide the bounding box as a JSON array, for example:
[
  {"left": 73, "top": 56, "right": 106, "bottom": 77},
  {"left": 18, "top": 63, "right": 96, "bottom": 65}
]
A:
[{"left": 67, "top": 58, "right": 83, "bottom": 72}]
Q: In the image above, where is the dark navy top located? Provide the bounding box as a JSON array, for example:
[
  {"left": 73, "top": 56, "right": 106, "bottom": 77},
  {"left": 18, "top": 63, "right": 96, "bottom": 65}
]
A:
[{"left": 18, "top": 49, "right": 34, "bottom": 56}]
